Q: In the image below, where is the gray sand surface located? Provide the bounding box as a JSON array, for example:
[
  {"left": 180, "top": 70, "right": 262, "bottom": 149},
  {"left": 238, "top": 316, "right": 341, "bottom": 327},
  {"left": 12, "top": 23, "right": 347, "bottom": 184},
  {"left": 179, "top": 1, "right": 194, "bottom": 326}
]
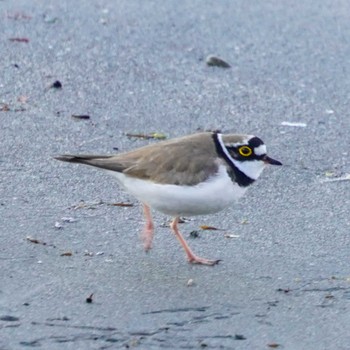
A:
[{"left": 1, "top": 1, "right": 350, "bottom": 349}]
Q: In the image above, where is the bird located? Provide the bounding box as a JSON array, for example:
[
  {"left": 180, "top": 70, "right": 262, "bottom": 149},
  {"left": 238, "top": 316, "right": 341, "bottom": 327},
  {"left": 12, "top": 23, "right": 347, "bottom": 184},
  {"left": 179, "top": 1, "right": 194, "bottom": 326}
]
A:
[{"left": 55, "top": 131, "right": 282, "bottom": 266}]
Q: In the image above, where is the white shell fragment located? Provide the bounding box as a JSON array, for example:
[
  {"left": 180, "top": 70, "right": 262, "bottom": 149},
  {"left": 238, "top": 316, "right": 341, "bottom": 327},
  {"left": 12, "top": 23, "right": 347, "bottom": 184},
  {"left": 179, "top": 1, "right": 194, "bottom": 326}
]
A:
[
  {"left": 281, "top": 121, "right": 307, "bottom": 127},
  {"left": 187, "top": 279, "right": 195, "bottom": 286},
  {"left": 224, "top": 233, "right": 240, "bottom": 238},
  {"left": 320, "top": 174, "right": 350, "bottom": 183}
]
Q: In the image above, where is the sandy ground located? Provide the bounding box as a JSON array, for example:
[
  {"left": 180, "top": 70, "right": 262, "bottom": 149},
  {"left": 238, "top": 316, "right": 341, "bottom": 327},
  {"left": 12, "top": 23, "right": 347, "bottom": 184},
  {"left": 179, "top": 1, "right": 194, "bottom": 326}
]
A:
[{"left": 1, "top": 1, "right": 350, "bottom": 349}]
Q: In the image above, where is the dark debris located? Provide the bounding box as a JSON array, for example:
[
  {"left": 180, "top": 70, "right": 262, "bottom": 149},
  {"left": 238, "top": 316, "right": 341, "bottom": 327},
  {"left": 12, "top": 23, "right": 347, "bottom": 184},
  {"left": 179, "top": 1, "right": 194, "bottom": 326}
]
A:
[{"left": 206, "top": 55, "right": 231, "bottom": 68}]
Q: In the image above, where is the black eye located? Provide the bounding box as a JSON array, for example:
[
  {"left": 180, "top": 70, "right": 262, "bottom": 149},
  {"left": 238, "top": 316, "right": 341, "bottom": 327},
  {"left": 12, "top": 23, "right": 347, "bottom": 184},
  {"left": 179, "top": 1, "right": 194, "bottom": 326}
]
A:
[{"left": 238, "top": 146, "right": 252, "bottom": 157}]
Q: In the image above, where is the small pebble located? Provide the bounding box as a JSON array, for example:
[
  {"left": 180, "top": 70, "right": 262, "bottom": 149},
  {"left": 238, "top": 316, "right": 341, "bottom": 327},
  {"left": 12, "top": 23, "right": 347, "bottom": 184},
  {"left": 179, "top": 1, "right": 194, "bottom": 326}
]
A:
[
  {"left": 84, "top": 250, "right": 94, "bottom": 256},
  {"left": 206, "top": 55, "right": 231, "bottom": 68},
  {"left": 71, "top": 114, "right": 91, "bottom": 120},
  {"left": 224, "top": 233, "right": 240, "bottom": 238},
  {"left": 60, "top": 251, "right": 73, "bottom": 256},
  {"left": 187, "top": 279, "right": 195, "bottom": 286},
  {"left": 51, "top": 80, "right": 62, "bottom": 89},
  {"left": 54, "top": 222, "right": 63, "bottom": 229},
  {"left": 61, "top": 217, "right": 76, "bottom": 223},
  {"left": 234, "top": 334, "right": 246, "bottom": 340},
  {"left": 0, "top": 315, "right": 20, "bottom": 322},
  {"left": 190, "top": 230, "right": 200, "bottom": 238}
]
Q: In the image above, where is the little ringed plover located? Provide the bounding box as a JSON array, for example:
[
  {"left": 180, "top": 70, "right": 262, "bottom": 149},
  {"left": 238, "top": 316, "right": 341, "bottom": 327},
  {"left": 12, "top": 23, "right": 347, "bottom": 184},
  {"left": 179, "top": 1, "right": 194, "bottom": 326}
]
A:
[{"left": 55, "top": 131, "right": 282, "bottom": 266}]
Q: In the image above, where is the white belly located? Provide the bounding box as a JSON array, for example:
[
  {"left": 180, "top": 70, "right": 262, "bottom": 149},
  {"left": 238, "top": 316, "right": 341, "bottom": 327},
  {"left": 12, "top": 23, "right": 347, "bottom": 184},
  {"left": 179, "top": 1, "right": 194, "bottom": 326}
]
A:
[{"left": 108, "top": 165, "right": 247, "bottom": 216}]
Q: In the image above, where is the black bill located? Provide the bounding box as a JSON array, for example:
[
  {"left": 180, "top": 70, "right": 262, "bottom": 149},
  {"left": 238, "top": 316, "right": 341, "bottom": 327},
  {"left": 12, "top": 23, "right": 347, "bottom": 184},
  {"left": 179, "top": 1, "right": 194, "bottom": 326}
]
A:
[{"left": 264, "top": 156, "right": 282, "bottom": 166}]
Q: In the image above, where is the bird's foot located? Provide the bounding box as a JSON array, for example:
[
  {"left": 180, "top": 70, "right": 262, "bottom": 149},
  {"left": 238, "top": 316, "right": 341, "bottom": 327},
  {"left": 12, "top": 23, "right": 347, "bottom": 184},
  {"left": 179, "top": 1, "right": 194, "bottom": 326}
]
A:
[{"left": 187, "top": 255, "right": 221, "bottom": 266}]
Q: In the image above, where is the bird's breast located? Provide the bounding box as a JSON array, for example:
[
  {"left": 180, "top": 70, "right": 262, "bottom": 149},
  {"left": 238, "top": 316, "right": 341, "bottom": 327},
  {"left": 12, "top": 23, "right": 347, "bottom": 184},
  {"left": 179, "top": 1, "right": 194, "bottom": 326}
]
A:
[{"left": 108, "top": 165, "right": 247, "bottom": 216}]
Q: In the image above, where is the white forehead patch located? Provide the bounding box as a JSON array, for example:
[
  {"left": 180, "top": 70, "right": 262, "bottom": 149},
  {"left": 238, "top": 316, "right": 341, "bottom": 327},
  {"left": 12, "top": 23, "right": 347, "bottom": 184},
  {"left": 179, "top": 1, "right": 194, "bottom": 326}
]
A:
[{"left": 254, "top": 144, "right": 267, "bottom": 156}]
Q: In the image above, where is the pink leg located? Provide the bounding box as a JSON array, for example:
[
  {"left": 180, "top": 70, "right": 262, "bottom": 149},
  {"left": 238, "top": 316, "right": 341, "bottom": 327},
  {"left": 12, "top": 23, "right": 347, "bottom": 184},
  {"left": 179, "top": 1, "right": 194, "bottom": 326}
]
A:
[
  {"left": 170, "top": 217, "right": 220, "bottom": 266},
  {"left": 141, "top": 204, "right": 154, "bottom": 251}
]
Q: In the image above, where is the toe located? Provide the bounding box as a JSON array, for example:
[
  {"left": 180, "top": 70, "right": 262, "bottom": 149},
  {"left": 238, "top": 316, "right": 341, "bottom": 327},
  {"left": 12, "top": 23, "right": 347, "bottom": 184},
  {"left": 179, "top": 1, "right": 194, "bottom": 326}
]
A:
[{"left": 188, "top": 256, "right": 221, "bottom": 266}]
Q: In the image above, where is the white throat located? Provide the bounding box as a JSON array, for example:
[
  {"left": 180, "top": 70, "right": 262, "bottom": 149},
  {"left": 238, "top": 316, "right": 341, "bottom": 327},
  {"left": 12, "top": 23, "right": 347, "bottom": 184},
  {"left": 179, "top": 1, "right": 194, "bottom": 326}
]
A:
[{"left": 232, "top": 158, "right": 266, "bottom": 180}]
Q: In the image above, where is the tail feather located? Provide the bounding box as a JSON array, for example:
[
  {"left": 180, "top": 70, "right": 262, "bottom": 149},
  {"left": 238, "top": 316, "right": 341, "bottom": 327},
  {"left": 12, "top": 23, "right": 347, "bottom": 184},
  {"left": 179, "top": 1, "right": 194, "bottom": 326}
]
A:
[
  {"left": 54, "top": 154, "right": 112, "bottom": 162},
  {"left": 54, "top": 154, "right": 124, "bottom": 172}
]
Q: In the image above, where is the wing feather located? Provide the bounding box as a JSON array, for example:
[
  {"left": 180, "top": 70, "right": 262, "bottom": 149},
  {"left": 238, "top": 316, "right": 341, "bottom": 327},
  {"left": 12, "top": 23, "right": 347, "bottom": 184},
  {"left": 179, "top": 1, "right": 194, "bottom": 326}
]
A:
[{"left": 55, "top": 133, "right": 220, "bottom": 186}]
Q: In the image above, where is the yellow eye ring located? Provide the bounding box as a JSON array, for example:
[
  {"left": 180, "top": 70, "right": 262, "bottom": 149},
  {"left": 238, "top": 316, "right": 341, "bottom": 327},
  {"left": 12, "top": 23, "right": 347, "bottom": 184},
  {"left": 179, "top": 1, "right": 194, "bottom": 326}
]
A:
[{"left": 238, "top": 146, "right": 252, "bottom": 157}]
